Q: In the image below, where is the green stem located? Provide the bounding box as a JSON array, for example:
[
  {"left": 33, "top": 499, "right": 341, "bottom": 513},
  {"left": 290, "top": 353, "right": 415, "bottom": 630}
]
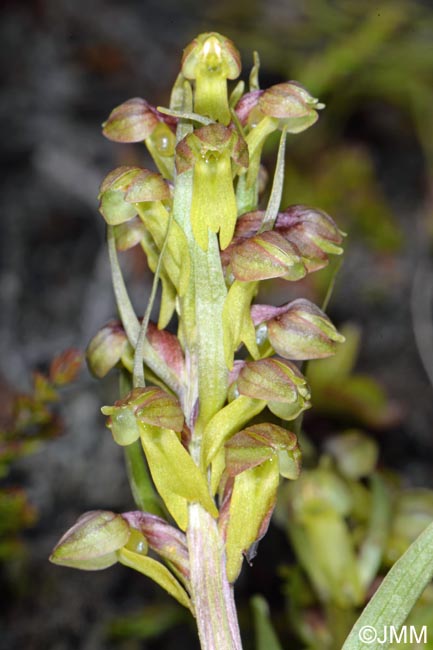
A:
[
  {"left": 187, "top": 504, "right": 243, "bottom": 650},
  {"left": 172, "top": 84, "right": 240, "bottom": 650},
  {"left": 124, "top": 442, "right": 164, "bottom": 516},
  {"left": 172, "top": 91, "right": 227, "bottom": 432}
]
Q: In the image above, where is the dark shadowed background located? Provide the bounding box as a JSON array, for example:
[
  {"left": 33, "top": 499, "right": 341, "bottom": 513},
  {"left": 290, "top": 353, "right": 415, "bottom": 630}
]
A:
[{"left": 1, "top": 0, "right": 433, "bottom": 648}]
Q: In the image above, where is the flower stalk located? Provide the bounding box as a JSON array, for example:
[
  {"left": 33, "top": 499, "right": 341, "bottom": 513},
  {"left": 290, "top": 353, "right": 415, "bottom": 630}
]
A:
[{"left": 51, "top": 31, "right": 345, "bottom": 650}]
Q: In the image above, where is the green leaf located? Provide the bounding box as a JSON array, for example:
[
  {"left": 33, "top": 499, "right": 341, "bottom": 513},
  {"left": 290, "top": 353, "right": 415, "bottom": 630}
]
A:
[
  {"left": 251, "top": 595, "right": 283, "bottom": 650},
  {"left": 140, "top": 425, "right": 218, "bottom": 530},
  {"left": 139, "top": 231, "right": 177, "bottom": 329},
  {"left": 342, "top": 521, "right": 433, "bottom": 650},
  {"left": 118, "top": 547, "right": 192, "bottom": 610}
]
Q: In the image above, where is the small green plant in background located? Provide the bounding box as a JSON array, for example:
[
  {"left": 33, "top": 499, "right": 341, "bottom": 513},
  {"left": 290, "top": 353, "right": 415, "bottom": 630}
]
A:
[{"left": 49, "top": 32, "right": 433, "bottom": 650}]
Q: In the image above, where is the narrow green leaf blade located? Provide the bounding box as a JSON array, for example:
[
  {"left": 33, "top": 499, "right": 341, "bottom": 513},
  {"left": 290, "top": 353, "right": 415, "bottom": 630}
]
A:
[{"left": 342, "top": 521, "right": 433, "bottom": 650}]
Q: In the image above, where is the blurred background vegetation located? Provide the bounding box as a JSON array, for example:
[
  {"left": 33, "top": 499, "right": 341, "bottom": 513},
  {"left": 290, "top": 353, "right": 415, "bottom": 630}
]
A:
[{"left": 1, "top": 0, "right": 433, "bottom": 648}]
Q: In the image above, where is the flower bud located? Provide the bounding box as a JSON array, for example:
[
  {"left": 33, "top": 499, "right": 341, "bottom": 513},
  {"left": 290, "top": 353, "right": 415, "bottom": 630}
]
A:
[
  {"left": 49, "top": 510, "right": 130, "bottom": 570},
  {"left": 102, "top": 98, "right": 177, "bottom": 179},
  {"left": 236, "top": 82, "right": 323, "bottom": 186},
  {"left": 235, "top": 358, "right": 311, "bottom": 421},
  {"left": 101, "top": 387, "right": 184, "bottom": 446},
  {"left": 223, "top": 207, "right": 343, "bottom": 276},
  {"left": 258, "top": 82, "right": 324, "bottom": 132},
  {"left": 102, "top": 98, "right": 174, "bottom": 143},
  {"left": 182, "top": 32, "right": 241, "bottom": 124},
  {"left": 228, "top": 231, "right": 306, "bottom": 282},
  {"left": 276, "top": 205, "right": 344, "bottom": 272},
  {"left": 98, "top": 166, "right": 170, "bottom": 226},
  {"left": 176, "top": 124, "right": 248, "bottom": 250},
  {"left": 225, "top": 422, "right": 301, "bottom": 480},
  {"left": 252, "top": 298, "right": 345, "bottom": 360},
  {"left": 86, "top": 321, "right": 129, "bottom": 378}
]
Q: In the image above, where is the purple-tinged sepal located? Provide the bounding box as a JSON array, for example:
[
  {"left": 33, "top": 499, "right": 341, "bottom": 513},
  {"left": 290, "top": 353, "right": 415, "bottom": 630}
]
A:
[
  {"left": 102, "top": 98, "right": 175, "bottom": 143},
  {"left": 102, "top": 98, "right": 177, "bottom": 179},
  {"left": 228, "top": 230, "right": 306, "bottom": 282},
  {"left": 222, "top": 207, "right": 343, "bottom": 276},
  {"left": 236, "top": 82, "right": 323, "bottom": 186},
  {"left": 98, "top": 166, "right": 170, "bottom": 226},
  {"left": 276, "top": 205, "right": 344, "bottom": 272},
  {"left": 234, "top": 358, "right": 311, "bottom": 421},
  {"left": 259, "top": 82, "right": 324, "bottom": 132},
  {"left": 251, "top": 298, "right": 345, "bottom": 360}
]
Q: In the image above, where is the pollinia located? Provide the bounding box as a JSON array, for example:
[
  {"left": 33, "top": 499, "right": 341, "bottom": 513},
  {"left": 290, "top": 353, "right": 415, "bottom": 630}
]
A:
[{"left": 50, "top": 32, "right": 345, "bottom": 650}]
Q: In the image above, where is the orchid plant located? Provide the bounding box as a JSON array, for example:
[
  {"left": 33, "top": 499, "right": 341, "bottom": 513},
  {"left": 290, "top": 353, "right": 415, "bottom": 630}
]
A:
[{"left": 49, "top": 32, "right": 348, "bottom": 650}]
